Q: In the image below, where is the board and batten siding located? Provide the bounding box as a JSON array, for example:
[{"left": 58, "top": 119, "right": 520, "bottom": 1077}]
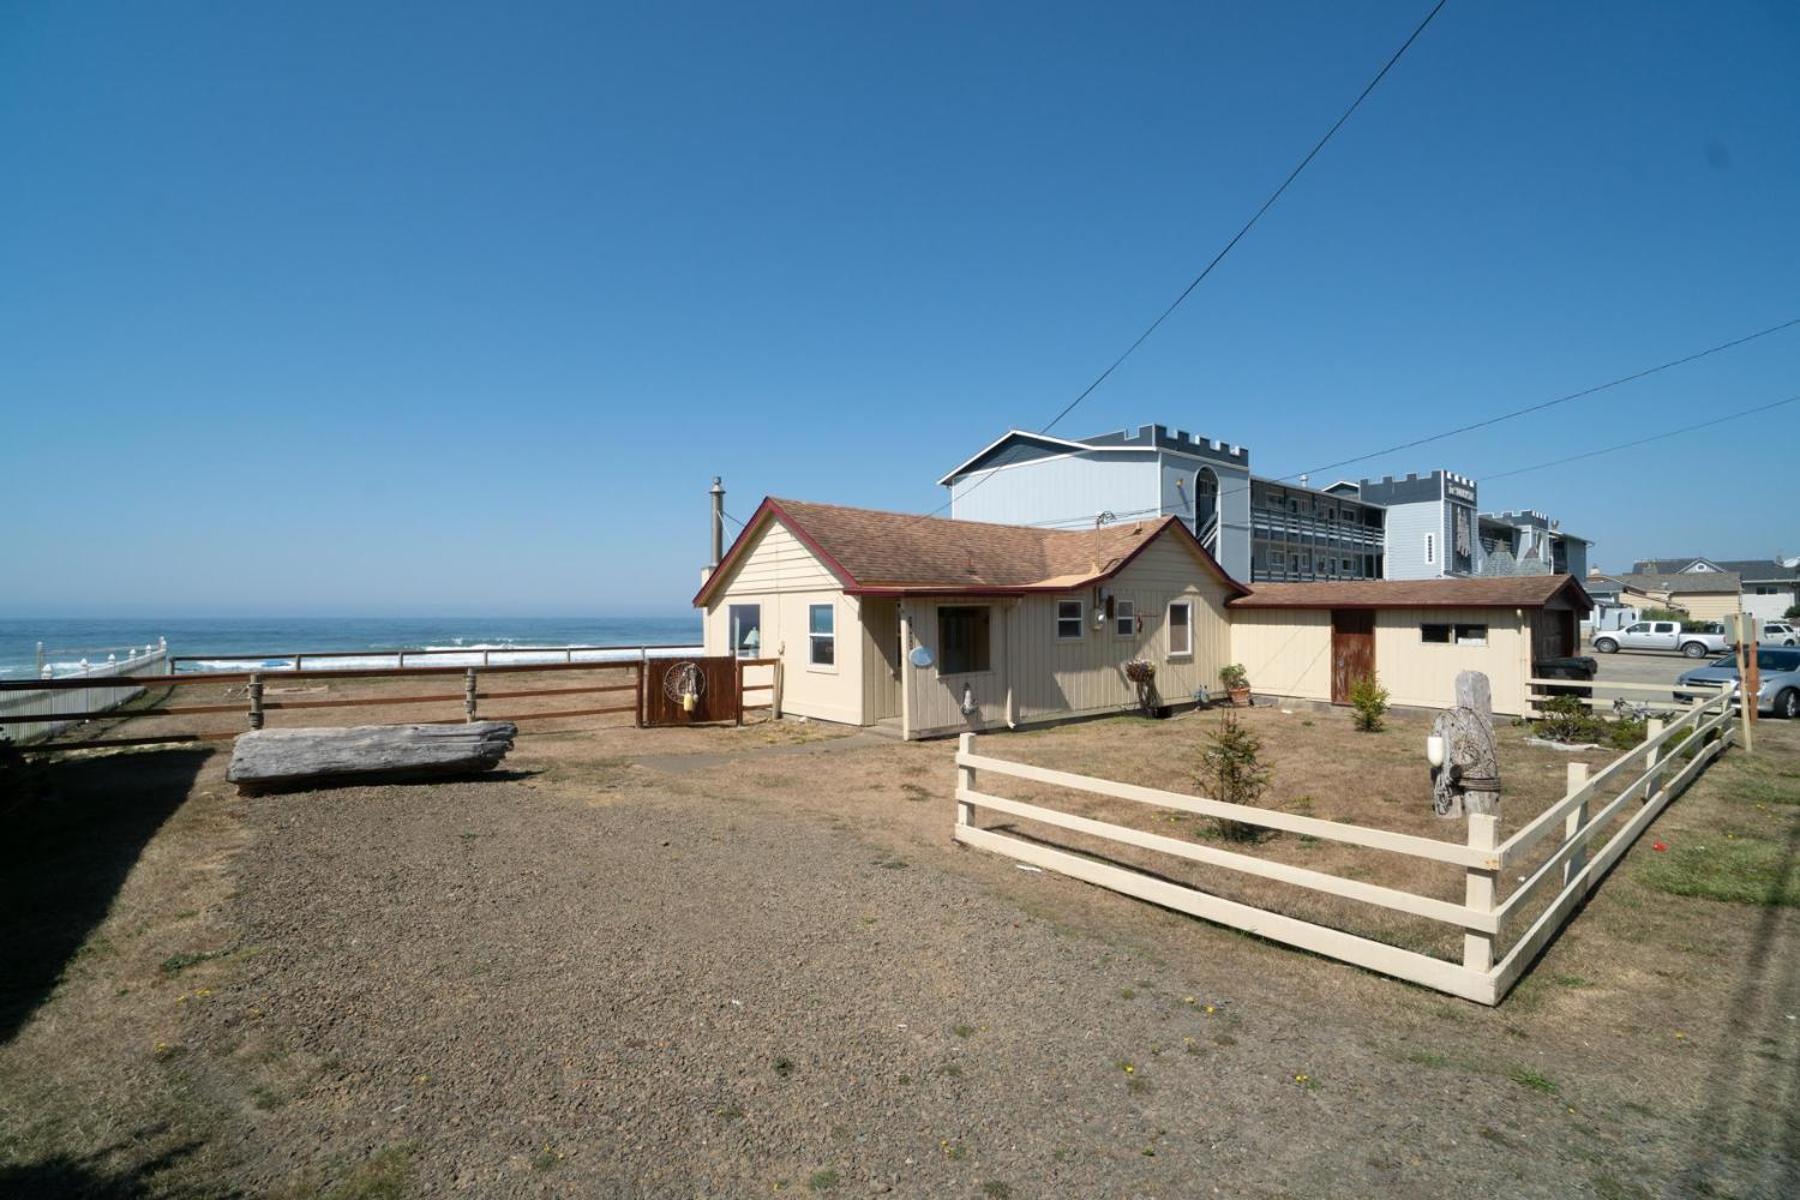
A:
[
  {"left": 903, "top": 533, "right": 1234, "bottom": 738},
  {"left": 1229, "top": 609, "right": 1333, "bottom": 701},
  {"left": 1373, "top": 607, "right": 1530, "bottom": 715},
  {"left": 1227, "top": 605, "right": 1535, "bottom": 715},
  {"left": 701, "top": 521, "right": 865, "bottom": 725}
]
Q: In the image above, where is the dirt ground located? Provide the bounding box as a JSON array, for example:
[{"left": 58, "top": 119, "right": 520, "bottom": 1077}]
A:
[{"left": 2, "top": 698, "right": 1796, "bottom": 1198}]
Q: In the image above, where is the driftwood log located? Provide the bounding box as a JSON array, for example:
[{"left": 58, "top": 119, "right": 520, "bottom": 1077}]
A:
[
  {"left": 227, "top": 722, "right": 517, "bottom": 794},
  {"left": 1431, "top": 671, "right": 1501, "bottom": 818}
]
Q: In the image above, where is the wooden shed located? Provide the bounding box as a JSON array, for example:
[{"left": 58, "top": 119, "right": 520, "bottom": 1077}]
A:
[
  {"left": 1226, "top": 576, "right": 1593, "bottom": 717},
  {"left": 694, "top": 498, "right": 1246, "bottom": 739}
]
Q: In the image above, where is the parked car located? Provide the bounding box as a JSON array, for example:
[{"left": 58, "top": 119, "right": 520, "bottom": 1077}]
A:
[
  {"left": 1673, "top": 646, "right": 1800, "bottom": 718},
  {"left": 1592, "top": 620, "right": 1730, "bottom": 659},
  {"left": 1754, "top": 621, "right": 1800, "bottom": 646}
]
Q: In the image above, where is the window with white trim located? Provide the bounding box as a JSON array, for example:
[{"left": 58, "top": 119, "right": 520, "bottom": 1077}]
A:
[
  {"left": 1056, "top": 599, "right": 1083, "bottom": 640},
  {"left": 728, "top": 604, "right": 762, "bottom": 659},
  {"left": 1168, "top": 601, "right": 1193, "bottom": 656},
  {"left": 1454, "top": 623, "right": 1488, "bottom": 646},
  {"left": 808, "top": 603, "right": 835, "bottom": 667},
  {"left": 1114, "top": 599, "right": 1136, "bottom": 637}
]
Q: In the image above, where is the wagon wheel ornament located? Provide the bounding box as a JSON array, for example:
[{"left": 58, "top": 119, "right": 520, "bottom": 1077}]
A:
[{"left": 662, "top": 661, "right": 706, "bottom": 713}]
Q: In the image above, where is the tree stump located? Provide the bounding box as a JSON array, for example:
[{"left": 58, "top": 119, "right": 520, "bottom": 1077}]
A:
[
  {"left": 227, "top": 722, "right": 518, "bottom": 795},
  {"left": 1432, "top": 671, "right": 1500, "bottom": 818}
]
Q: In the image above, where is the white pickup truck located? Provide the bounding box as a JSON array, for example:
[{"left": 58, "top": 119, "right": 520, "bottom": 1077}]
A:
[{"left": 1591, "top": 620, "right": 1731, "bottom": 658}]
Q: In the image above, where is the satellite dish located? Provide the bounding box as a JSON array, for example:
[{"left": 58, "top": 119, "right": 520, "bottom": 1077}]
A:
[{"left": 909, "top": 646, "right": 935, "bottom": 669}]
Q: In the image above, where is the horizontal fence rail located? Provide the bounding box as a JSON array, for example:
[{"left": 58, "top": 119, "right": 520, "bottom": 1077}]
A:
[
  {"left": 166, "top": 642, "right": 700, "bottom": 673},
  {"left": 953, "top": 681, "right": 1741, "bottom": 1005},
  {"left": 3, "top": 659, "right": 649, "bottom": 753},
  {"left": 0, "top": 646, "right": 170, "bottom": 744}
]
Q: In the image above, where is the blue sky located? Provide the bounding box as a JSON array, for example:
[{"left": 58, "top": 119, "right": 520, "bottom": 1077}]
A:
[{"left": 2, "top": 1, "right": 1795, "bottom": 616}]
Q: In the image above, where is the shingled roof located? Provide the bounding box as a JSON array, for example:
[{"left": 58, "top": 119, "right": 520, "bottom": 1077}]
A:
[
  {"left": 693, "top": 498, "right": 1246, "bottom": 605},
  {"left": 1601, "top": 571, "right": 1743, "bottom": 595},
  {"left": 1228, "top": 575, "right": 1592, "bottom": 611}
]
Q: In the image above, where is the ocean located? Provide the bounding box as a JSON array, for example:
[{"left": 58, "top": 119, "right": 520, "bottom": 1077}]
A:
[{"left": 0, "top": 616, "right": 703, "bottom": 679}]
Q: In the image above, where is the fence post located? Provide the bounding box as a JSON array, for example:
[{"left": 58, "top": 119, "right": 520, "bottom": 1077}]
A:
[
  {"left": 734, "top": 660, "right": 744, "bottom": 726},
  {"left": 1643, "top": 718, "right": 1664, "bottom": 802},
  {"left": 1462, "top": 812, "right": 1499, "bottom": 974},
  {"left": 956, "top": 732, "right": 977, "bottom": 829},
  {"left": 1736, "top": 678, "right": 1753, "bottom": 755},
  {"left": 248, "top": 673, "right": 265, "bottom": 731},
  {"left": 1562, "top": 762, "right": 1590, "bottom": 886},
  {"left": 773, "top": 660, "right": 784, "bottom": 719},
  {"left": 465, "top": 668, "right": 478, "bottom": 722}
]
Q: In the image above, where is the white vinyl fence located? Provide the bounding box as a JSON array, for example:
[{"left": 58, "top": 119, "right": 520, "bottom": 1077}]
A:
[
  {"left": 952, "top": 683, "right": 1742, "bottom": 1005},
  {"left": 0, "top": 644, "right": 170, "bottom": 745}
]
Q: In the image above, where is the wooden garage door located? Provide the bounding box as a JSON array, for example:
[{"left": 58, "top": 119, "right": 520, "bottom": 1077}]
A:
[{"left": 1331, "top": 609, "right": 1375, "bottom": 704}]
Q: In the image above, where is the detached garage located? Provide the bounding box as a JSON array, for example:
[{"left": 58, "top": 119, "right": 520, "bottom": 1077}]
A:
[{"left": 1226, "top": 576, "right": 1593, "bottom": 717}]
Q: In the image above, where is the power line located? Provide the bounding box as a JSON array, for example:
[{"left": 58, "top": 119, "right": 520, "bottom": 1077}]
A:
[
  {"left": 1479, "top": 392, "right": 1800, "bottom": 483},
  {"left": 1039, "top": 0, "right": 1450, "bottom": 436},
  {"left": 1281, "top": 315, "right": 1800, "bottom": 482}
]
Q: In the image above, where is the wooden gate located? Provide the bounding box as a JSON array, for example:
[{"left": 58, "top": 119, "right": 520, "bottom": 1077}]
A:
[
  {"left": 1330, "top": 609, "right": 1375, "bottom": 704},
  {"left": 639, "top": 655, "right": 742, "bottom": 727}
]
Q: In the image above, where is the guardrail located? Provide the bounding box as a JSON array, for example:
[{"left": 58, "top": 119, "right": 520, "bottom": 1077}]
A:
[{"left": 952, "top": 682, "right": 1741, "bottom": 1004}]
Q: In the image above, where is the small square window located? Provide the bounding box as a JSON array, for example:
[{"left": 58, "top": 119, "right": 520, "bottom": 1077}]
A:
[
  {"left": 1056, "top": 600, "right": 1084, "bottom": 640},
  {"left": 1114, "top": 599, "right": 1136, "bottom": 637},
  {"left": 1455, "top": 624, "right": 1488, "bottom": 646},
  {"left": 1421, "top": 624, "right": 1451, "bottom": 643}
]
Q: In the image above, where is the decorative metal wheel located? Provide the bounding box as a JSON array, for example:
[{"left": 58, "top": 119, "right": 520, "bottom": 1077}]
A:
[{"left": 662, "top": 661, "right": 706, "bottom": 704}]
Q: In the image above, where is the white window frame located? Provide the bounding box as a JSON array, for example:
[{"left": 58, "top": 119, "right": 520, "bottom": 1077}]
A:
[
  {"left": 807, "top": 602, "right": 836, "bottom": 672},
  {"left": 1056, "top": 599, "right": 1084, "bottom": 641},
  {"left": 1167, "top": 601, "right": 1193, "bottom": 658},
  {"left": 1114, "top": 599, "right": 1136, "bottom": 638},
  {"left": 1454, "top": 623, "right": 1488, "bottom": 647},
  {"left": 728, "top": 603, "right": 763, "bottom": 659}
]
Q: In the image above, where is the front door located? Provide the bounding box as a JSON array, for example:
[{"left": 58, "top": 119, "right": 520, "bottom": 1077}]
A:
[{"left": 1330, "top": 609, "right": 1376, "bottom": 704}]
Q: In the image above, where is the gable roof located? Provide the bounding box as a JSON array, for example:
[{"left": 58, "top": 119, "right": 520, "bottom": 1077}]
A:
[
  {"left": 935, "top": 429, "right": 1131, "bottom": 486},
  {"left": 1601, "top": 571, "right": 1743, "bottom": 595},
  {"left": 1227, "top": 575, "right": 1593, "bottom": 612},
  {"left": 693, "top": 498, "right": 1248, "bottom": 607},
  {"left": 1633, "top": 558, "right": 1796, "bottom": 582}
]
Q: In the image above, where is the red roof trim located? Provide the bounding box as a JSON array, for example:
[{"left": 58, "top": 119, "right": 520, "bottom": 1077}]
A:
[{"left": 691, "top": 498, "right": 862, "bottom": 608}]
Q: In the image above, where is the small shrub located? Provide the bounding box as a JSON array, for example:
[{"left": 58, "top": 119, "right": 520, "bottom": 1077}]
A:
[
  {"left": 1219, "top": 663, "right": 1249, "bottom": 692},
  {"left": 1533, "top": 695, "right": 1606, "bottom": 744},
  {"left": 1201, "top": 712, "right": 1270, "bottom": 841},
  {"left": 1785, "top": 602, "right": 1800, "bottom": 621},
  {"left": 1347, "top": 675, "right": 1389, "bottom": 732}
]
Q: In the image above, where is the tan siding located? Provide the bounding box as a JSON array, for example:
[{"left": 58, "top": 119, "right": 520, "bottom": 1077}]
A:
[
  {"left": 860, "top": 598, "right": 903, "bottom": 721},
  {"left": 1229, "top": 609, "right": 1333, "bottom": 702},
  {"left": 1673, "top": 592, "right": 1741, "bottom": 623},
  {"left": 1373, "top": 607, "right": 1530, "bottom": 714},
  {"left": 701, "top": 520, "right": 863, "bottom": 725},
  {"left": 904, "top": 533, "right": 1235, "bottom": 737},
  {"left": 722, "top": 522, "right": 840, "bottom": 595}
]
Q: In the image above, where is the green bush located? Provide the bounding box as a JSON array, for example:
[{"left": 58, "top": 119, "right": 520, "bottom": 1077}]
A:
[
  {"left": 1786, "top": 603, "right": 1800, "bottom": 621},
  {"left": 1201, "top": 711, "right": 1270, "bottom": 842},
  {"left": 1347, "top": 675, "right": 1389, "bottom": 732},
  {"left": 1533, "top": 695, "right": 1607, "bottom": 744}
]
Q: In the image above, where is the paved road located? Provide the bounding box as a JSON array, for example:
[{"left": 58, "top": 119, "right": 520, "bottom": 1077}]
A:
[{"left": 1585, "top": 644, "right": 1715, "bottom": 691}]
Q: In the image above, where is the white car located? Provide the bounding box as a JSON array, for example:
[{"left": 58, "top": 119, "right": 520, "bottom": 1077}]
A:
[
  {"left": 1755, "top": 621, "right": 1800, "bottom": 646},
  {"left": 1591, "top": 620, "right": 1731, "bottom": 659}
]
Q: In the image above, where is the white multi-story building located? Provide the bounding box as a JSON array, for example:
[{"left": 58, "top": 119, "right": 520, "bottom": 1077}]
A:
[{"left": 939, "top": 424, "right": 1585, "bottom": 586}]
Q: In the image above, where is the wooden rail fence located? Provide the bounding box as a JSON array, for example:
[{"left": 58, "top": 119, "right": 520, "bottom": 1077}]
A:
[
  {"left": 953, "top": 682, "right": 1742, "bottom": 1004},
  {"left": 0, "top": 660, "right": 647, "bottom": 752}
]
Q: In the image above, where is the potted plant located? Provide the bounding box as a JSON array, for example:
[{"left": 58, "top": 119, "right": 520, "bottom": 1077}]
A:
[
  {"left": 1219, "top": 663, "right": 1251, "bottom": 707},
  {"left": 1123, "top": 658, "right": 1163, "bottom": 717}
]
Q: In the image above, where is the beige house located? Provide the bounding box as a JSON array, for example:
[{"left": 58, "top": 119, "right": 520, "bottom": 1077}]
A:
[
  {"left": 1598, "top": 571, "right": 1743, "bottom": 625},
  {"left": 1225, "top": 576, "right": 1594, "bottom": 717},
  {"left": 694, "top": 498, "right": 1246, "bottom": 739}
]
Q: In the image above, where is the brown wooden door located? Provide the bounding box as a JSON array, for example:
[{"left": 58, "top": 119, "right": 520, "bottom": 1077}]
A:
[{"left": 1330, "top": 609, "right": 1375, "bottom": 704}]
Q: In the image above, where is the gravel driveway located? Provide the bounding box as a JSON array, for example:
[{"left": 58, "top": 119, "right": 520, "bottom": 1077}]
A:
[{"left": 161, "top": 727, "right": 1793, "bottom": 1199}]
